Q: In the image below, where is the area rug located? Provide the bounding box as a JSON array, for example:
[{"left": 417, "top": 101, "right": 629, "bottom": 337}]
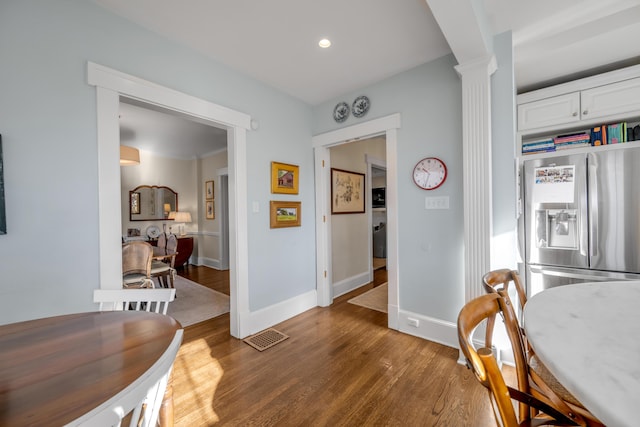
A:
[
  {"left": 167, "top": 276, "right": 230, "bottom": 327},
  {"left": 348, "top": 283, "right": 388, "bottom": 313}
]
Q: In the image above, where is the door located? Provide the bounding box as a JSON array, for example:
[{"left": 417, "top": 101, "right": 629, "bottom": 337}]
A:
[
  {"left": 588, "top": 148, "right": 640, "bottom": 273},
  {"left": 524, "top": 153, "right": 589, "bottom": 269}
]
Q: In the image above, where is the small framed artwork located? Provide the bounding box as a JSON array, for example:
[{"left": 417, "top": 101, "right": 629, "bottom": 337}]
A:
[
  {"left": 331, "top": 168, "right": 365, "bottom": 214},
  {"left": 271, "top": 161, "right": 299, "bottom": 194},
  {"left": 270, "top": 201, "right": 301, "bottom": 228},
  {"left": 130, "top": 192, "right": 141, "bottom": 215},
  {"left": 206, "top": 200, "right": 215, "bottom": 219},
  {"left": 205, "top": 180, "right": 214, "bottom": 200}
]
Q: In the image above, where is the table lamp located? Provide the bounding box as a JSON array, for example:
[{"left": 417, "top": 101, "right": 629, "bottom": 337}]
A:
[{"left": 173, "top": 211, "right": 192, "bottom": 236}]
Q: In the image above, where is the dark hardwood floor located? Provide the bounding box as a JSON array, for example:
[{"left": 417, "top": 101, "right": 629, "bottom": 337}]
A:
[{"left": 173, "top": 265, "right": 496, "bottom": 426}]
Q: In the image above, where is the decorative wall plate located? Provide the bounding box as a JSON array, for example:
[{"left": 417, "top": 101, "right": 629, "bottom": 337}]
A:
[
  {"left": 352, "top": 95, "right": 370, "bottom": 118},
  {"left": 333, "top": 102, "right": 350, "bottom": 123},
  {"left": 146, "top": 225, "right": 161, "bottom": 239}
]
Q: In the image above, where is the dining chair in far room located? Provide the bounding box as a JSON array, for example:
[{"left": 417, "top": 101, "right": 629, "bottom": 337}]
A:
[
  {"left": 151, "top": 234, "right": 177, "bottom": 289},
  {"left": 458, "top": 293, "right": 587, "bottom": 427},
  {"left": 122, "top": 241, "right": 154, "bottom": 289},
  {"left": 482, "top": 269, "right": 603, "bottom": 426},
  {"left": 93, "top": 288, "right": 176, "bottom": 315},
  {"left": 156, "top": 232, "right": 167, "bottom": 249}
]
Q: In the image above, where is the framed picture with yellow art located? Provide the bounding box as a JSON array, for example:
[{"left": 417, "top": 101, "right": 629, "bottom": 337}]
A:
[
  {"left": 206, "top": 200, "right": 215, "bottom": 219},
  {"left": 271, "top": 161, "right": 299, "bottom": 194},
  {"left": 205, "top": 180, "right": 214, "bottom": 200},
  {"left": 270, "top": 201, "right": 301, "bottom": 228}
]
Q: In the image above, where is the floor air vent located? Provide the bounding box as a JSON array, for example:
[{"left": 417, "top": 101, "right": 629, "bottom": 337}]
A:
[{"left": 243, "top": 328, "right": 289, "bottom": 351}]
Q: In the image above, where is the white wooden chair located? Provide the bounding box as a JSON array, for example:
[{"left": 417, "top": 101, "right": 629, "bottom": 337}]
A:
[
  {"left": 94, "top": 288, "right": 176, "bottom": 315},
  {"left": 69, "top": 329, "right": 183, "bottom": 427},
  {"left": 87, "top": 288, "right": 180, "bottom": 426}
]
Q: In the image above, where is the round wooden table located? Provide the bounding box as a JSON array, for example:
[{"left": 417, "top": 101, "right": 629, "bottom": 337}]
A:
[{"left": 0, "top": 311, "right": 182, "bottom": 426}]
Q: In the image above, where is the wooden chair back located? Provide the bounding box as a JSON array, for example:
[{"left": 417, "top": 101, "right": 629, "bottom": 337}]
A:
[
  {"left": 457, "top": 293, "right": 584, "bottom": 427},
  {"left": 166, "top": 234, "right": 178, "bottom": 266},
  {"left": 94, "top": 288, "right": 176, "bottom": 315},
  {"left": 157, "top": 232, "right": 167, "bottom": 249},
  {"left": 122, "top": 241, "right": 153, "bottom": 277},
  {"left": 482, "top": 269, "right": 528, "bottom": 351},
  {"left": 483, "top": 269, "right": 527, "bottom": 309}
]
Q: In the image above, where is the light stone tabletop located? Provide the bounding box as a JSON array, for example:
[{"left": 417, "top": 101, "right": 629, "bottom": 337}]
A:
[{"left": 523, "top": 281, "right": 640, "bottom": 427}]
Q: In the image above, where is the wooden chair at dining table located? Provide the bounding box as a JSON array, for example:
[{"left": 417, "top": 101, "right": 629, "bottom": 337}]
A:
[
  {"left": 482, "top": 269, "right": 604, "bottom": 426},
  {"left": 122, "top": 241, "right": 155, "bottom": 289},
  {"left": 151, "top": 233, "right": 177, "bottom": 289},
  {"left": 458, "top": 292, "right": 587, "bottom": 427}
]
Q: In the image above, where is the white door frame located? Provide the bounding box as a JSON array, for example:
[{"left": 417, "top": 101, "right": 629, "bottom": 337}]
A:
[
  {"left": 87, "top": 62, "right": 250, "bottom": 338},
  {"left": 312, "top": 113, "right": 401, "bottom": 329}
]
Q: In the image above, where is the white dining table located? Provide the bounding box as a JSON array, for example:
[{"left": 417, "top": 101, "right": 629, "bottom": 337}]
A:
[{"left": 523, "top": 281, "right": 640, "bottom": 427}]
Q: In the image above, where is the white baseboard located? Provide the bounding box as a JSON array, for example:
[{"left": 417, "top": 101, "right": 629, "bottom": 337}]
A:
[
  {"left": 194, "top": 256, "right": 222, "bottom": 270},
  {"left": 243, "top": 289, "right": 317, "bottom": 337},
  {"left": 333, "top": 272, "right": 371, "bottom": 298},
  {"left": 397, "top": 309, "right": 458, "bottom": 349}
]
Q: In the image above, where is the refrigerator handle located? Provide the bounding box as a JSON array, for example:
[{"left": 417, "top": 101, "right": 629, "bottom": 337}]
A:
[{"left": 588, "top": 158, "right": 598, "bottom": 259}]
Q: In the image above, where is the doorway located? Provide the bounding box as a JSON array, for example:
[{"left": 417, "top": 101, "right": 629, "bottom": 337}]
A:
[
  {"left": 312, "top": 113, "right": 401, "bottom": 330},
  {"left": 89, "top": 62, "right": 251, "bottom": 338}
]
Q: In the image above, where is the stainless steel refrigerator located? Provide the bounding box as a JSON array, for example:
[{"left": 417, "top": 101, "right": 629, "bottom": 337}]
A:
[{"left": 523, "top": 146, "right": 640, "bottom": 296}]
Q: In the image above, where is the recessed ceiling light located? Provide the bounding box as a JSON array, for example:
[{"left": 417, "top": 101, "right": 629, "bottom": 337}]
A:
[{"left": 318, "top": 38, "right": 331, "bottom": 48}]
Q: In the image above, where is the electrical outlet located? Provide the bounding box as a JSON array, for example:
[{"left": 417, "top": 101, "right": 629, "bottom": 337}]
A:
[{"left": 408, "top": 318, "right": 419, "bottom": 327}]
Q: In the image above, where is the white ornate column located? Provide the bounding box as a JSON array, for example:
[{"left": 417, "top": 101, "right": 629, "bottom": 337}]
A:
[{"left": 455, "top": 55, "right": 497, "bottom": 302}]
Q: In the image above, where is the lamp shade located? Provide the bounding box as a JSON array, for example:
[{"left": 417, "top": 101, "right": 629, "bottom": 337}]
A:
[
  {"left": 168, "top": 211, "right": 176, "bottom": 220},
  {"left": 120, "top": 146, "right": 140, "bottom": 166},
  {"left": 173, "top": 211, "right": 192, "bottom": 223}
]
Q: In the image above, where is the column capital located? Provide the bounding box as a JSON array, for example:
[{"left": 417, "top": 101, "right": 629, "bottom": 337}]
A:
[{"left": 454, "top": 54, "right": 497, "bottom": 79}]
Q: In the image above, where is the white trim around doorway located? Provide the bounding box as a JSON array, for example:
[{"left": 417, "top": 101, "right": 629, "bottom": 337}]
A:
[
  {"left": 312, "top": 113, "right": 401, "bottom": 330},
  {"left": 87, "top": 62, "right": 250, "bottom": 338}
]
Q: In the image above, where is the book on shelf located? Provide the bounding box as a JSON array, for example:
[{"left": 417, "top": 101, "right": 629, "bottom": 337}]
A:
[
  {"left": 554, "top": 132, "right": 590, "bottom": 144},
  {"left": 607, "top": 123, "right": 622, "bottom": 144},
  {"left": 556, "top": 142, "right": 590, "bottom": 150},
  {"left": 522, "top": 146, "right": 556, "bottom": 154},
  {"left": 590, "top": 126, "right": 607, "bottom": 146}
]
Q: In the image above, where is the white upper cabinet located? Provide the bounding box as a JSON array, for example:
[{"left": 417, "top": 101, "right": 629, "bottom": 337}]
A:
[
  {"left": 517, "top": 64, "right": 640, "bottom": 134},
  {"left": 518, "top": 92, "right": 580, "bottom": 131},
  {"left": 581, "top": 77, "right": 640, "bottom": 120}
]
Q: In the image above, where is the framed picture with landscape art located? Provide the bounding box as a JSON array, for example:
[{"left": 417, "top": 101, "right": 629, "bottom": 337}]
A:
[
  {"left": 331, "top": 168, "right": 365, "bottom": 214},
  {"left": 271, "top": 161, "right": 299, "bottom": 194},
  {"left": 270, "top": 201, "right": 301, "bottom": 228}
]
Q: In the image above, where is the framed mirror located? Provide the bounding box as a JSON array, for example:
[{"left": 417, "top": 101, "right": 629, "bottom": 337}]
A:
[{"left": 129, "top": 185, "right": 178, "bottom": 221}]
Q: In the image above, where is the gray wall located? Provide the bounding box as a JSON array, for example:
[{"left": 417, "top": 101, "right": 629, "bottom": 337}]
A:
[
  {"left": 314, "top": 54, "right": 465, "bottom": 322},
  {"left": 0, "top": 0, "right": 316, "bottom": 323},
  {"left": 491, "top": 31, "right": 518, "bottom": 270}
]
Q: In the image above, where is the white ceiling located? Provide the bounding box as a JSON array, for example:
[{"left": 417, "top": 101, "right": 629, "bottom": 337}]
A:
[
  {"left": 119, "top": 99, "right": 227, "bottom": 159},
  {"left": 103, "top": 0, "right": 640, "bottom": 157}
]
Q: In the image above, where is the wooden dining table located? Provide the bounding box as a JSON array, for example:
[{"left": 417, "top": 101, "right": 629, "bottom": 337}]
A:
[
  {"left": 523, "top": 281, "right": 640, "bottom": 427},
  {"left": 0, "top": 311, "right": 182, "bottom": 426}
]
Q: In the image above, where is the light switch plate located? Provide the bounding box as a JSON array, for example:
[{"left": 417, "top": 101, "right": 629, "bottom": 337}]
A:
[{"left": 425, "top": 196, "right": 449, "bottom": 210}]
